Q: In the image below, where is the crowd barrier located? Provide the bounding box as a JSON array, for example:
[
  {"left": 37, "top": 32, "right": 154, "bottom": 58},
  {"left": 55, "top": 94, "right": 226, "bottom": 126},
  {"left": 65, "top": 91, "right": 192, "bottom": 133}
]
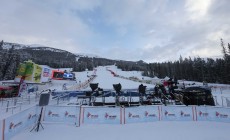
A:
[
  {"left": 1, "top": 106, "right": 38, "bottom": 140},
  {"left": 161, "top": 106, "right": 195, "bottom": 121},
  {"left": 195, "top": 106, "right": 230, "bottom": 122},
  {"left": 1, "top": 105, "right": 230, "bottom": 140},
  {"left": 124, "top": 106, "right": 160, "bottom": 124},
  {"left": 81, "top": 106, "right": 122, "bottom": 125},
  {"left": 43, "top": 105, "right": 81, "bottom": 126}
]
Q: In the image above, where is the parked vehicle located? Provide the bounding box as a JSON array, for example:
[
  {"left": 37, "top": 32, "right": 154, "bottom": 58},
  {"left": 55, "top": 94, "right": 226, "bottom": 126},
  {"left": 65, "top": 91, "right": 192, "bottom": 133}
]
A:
[
  {"left": 0, "top": 85, "right": 19, "bottom": 98},
  {"left": 179, "top": 86, "right": 215, "bottom": 106}
]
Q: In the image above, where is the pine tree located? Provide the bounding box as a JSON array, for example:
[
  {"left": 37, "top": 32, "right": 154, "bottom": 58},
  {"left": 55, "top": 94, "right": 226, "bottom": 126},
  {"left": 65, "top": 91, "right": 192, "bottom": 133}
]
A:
[
  {"left": 0, "top": 40, "right": 3, "bottom": 50},
  {"left": 221, "top": 38, "right": 228, "bottom": 59}
]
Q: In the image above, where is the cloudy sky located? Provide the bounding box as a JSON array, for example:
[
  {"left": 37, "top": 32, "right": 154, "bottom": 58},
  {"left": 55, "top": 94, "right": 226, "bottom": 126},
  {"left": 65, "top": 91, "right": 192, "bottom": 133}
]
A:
[{"left": 0, "top": 0, "right": 229, "bottom": 62}]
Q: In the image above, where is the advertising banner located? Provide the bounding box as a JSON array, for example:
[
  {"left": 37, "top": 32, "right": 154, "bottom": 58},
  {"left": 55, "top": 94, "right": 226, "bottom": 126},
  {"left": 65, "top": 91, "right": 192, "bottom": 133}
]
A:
[
  {"left": 41, "top": 67, "right": 51, "bottom": 83},
  {"left": 124, "top": 106, "right": 160, "bottom": 124},
  {"left": 24, "top": 62, "right": 34, "bottom": 82},
  {"left": 17, "top": 63, "right": 27, "bottom": 76},
  {"left": 33, "top": 64, "right": 42, "bottom": 83},
  {"left": 43, "top": 105, "right": 81, "bottom": 126},
  {"left": 43, "top": 67, "right": 50, "bottom": 77},
  {"left": 195, "top": 106, "right": 209, "bottom": 121},
  {"left": 4, "top": 106, "right": 38, "bottom": 140},
  {"left": 204, "top": 106, "right": 230, "bottom": 123},
  {"left": 82, "top": 107, "right": 121, "bottom": 124},
  {"left": 15, "top": 61, "right": 44, "bottom": 83},
  {"left": 161, "top": 106, "right": 194, "bottom": 121}
]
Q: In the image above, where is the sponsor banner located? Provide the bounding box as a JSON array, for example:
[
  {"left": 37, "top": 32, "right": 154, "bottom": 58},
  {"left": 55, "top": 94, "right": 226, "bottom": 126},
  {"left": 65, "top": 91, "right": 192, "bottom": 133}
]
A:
[
  {"left": 124, "top": 106, "right": 160, "bottom": 124},
  {"left": 15, "top": 61, "right": 44, "bottom": 83},
  {"left": 18, "top": 78, "right": 27, "bottom": 97},
  {"left": 82, "top": 107, "right": 121, "bottom": 124},
  {"left": 43, "top": 67, "right": 50, "bottom": 77},
  {"left": 24, "top": 62, "right": 34, "bottom": 82},
  {"left": 205, "top": 107, "right": 230, "bottom": 123},
  {"left": 4, "top": 106, "right": 38, "bottom": 140},
  {"left": 16, "top": 63, "right": 27, "bottom": 78},
  {"left": 161, "top": 106, "right": 194, "bottom": 121},
  {"left": 43, "top": 105, "right": 80, "bottom": 126},
  {"left": 33, "top": 64, "right": 42, "bottom": 83},
  {"left": 195, "top": 106, "right": 209, "bottom": 121}
]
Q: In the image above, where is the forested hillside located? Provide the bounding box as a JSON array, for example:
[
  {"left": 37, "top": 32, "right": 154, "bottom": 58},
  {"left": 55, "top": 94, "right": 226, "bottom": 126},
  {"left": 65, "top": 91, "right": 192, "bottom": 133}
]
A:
[{"left": 0, "top": 40, "right": 229, "bottom": 84}]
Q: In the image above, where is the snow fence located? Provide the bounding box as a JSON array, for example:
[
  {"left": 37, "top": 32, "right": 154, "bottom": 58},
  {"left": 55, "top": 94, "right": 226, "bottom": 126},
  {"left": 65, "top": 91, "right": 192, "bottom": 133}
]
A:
[{"left": 1, "top": 105, "right": 230, "bottom": 140}]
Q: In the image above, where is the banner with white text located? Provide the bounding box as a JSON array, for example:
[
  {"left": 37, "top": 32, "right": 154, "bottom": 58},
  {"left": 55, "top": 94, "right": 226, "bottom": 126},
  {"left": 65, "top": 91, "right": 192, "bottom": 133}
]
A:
[
  {"left": 124, "top": 106, "right": 160, "bottom": 124},
  {"left": 82, "top": 107, "right": 121, "bottom": 124},
  {"left": 43, "top": 105, "right": 80, "bottom": 126}
]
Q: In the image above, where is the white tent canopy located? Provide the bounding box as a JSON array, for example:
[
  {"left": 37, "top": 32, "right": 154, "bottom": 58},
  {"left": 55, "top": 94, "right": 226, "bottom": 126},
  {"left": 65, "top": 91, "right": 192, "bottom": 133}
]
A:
[{"left": 152, "top": 76, "right": 161, "bottom": 84}]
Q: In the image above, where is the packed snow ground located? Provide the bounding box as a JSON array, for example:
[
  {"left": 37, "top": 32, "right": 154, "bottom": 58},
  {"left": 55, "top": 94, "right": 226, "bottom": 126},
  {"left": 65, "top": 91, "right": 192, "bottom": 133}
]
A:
[
  {"left": 11, "top": 122, "right": 230, "bottom": 140},
  {"left": 1, "top": 65, "right": 230, "bottom": 140}
]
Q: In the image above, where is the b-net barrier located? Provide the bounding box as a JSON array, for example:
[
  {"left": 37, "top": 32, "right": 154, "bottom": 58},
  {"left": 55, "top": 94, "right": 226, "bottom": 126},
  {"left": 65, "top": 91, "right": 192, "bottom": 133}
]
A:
[{"left": 1, "top": 105, "right": 230, "bottom": 140}]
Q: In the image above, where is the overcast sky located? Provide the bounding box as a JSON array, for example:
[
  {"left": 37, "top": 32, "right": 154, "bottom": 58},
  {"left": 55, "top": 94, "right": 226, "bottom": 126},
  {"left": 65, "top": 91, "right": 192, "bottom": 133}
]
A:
[{"left": 0, "top": 0, "right": 229, "bottom": 62}]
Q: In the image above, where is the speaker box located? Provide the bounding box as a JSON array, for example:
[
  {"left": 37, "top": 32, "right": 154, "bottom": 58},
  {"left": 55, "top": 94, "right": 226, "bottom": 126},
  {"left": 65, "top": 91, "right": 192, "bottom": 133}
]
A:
[{"left": 39, "top": 93, "right": 50, "bottom": 106}]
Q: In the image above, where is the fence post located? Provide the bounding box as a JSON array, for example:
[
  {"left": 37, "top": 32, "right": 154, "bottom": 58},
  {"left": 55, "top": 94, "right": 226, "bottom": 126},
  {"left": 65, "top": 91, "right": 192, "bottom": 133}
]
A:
[
  {"left": 2, "top": 119, "right": 5, "bottom": 140},
  {"left": 57, "top": 97, "right": 59, "bottom": 105},
  {"left": 28, "top": 95, "right": 30, "bottom": 104},
  {"left": 1, "top": 98, "right": 3, "bottom": 106},
  {"left": 6, "top": 101, "right": 9, "bottom": 113},
  {"left": 221, "top": 96, "right": 224, "bottom": 107},
  {"left": 14, "top": 98, "right": 17, "bottom": 106}
]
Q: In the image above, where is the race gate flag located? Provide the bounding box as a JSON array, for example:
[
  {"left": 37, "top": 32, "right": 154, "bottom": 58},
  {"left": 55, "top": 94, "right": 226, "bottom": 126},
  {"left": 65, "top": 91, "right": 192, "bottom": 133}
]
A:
[
  {"left": 124, "top": 106, "right": 160, "bottom": 124},
  {"left": 43, "top": 105, "right": 81, "bottom": 126},
  {"left": 4, "top": 106, "right": 37, "bottom": 140},
  {"left": 161, "top": 106, "right": 194, "bottom": 121},
  {"left": 82, "top": 107, "right": 121, "bottom": 124}
]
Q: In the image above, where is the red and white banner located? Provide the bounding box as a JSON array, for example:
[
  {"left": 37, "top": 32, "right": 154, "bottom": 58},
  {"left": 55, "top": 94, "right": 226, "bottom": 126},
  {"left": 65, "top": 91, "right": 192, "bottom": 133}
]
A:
[
  {"left": 82, "top": 106, "right": 122, "bottom": 124},
  {"left": 196, "top": 106, "right": 230, "bottom": 122},
  {"left": 4, "top": 106, "right": 38, "bottom": 140},
  {"left": 161, "top": 106, "right": 194, "bottom": 121},
  {"left": 124, "top": 106, "right": 160, "bottom": 124},
  {"left": 43, "top": 105, "right": 81, "bottom": 126}
]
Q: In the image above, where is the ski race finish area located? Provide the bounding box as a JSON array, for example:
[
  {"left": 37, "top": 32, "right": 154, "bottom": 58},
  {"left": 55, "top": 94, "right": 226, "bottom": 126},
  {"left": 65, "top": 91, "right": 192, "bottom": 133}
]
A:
[{"left": 1, "top": 105, "right": 230, "bottom": 140}]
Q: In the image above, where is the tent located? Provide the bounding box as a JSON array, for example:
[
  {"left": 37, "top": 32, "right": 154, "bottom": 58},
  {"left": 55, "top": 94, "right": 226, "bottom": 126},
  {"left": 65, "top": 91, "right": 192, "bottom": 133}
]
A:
[
  {"left": 51, "top": 70, "right": 64, "bottom": 80},
  {"left": 151, "top": 76, "right": 161, "bottom": 84}
]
